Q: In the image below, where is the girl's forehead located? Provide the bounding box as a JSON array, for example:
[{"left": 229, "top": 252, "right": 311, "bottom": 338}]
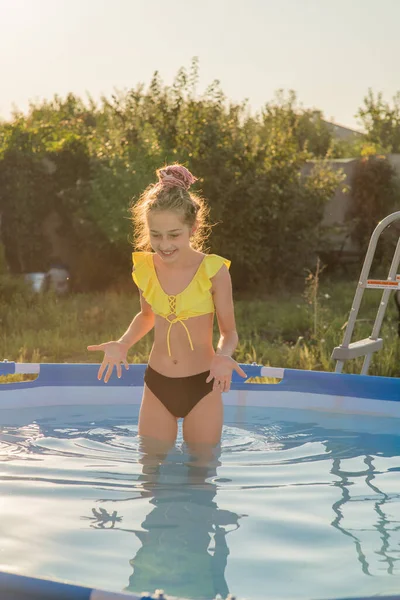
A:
[{"left": 147, "top": 210, "right": 186, "bottom": 230}]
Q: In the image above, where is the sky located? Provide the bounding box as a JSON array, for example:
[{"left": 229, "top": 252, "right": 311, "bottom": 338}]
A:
[{"left": 1, "top": 0, "right": 400, "bottom": 130}]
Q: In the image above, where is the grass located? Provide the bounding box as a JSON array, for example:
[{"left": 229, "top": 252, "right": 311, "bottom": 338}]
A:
[{"left": 0, "top": 277, "right": 399, "bottom": 380}]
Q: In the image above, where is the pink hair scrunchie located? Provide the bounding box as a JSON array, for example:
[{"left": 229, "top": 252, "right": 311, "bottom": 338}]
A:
[{"left": 157, "top": 165, "right": 197, "bottom": 191}]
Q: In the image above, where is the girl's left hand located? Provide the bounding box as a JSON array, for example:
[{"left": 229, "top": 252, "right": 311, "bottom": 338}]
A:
[{"left": 206, "top": 355, "right": 247, "bottom": 392}]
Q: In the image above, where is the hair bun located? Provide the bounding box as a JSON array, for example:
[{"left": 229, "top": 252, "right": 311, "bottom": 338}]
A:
[{"left": 157, "top": 164, "right": 197, "bottom": 191}]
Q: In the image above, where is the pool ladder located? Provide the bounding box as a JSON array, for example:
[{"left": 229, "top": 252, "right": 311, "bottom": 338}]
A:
[{"left": 332, "top": 210, "right": 400, "bottom": 374}]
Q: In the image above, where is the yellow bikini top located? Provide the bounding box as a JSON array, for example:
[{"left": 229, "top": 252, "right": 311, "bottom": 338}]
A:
[{"left": 132, "top": 252, "right": 231, "bottom": 356}]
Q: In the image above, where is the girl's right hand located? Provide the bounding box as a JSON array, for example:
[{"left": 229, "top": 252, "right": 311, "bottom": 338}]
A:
[{"left": 87, "top": 341, "right": 130, "bottom": 383}]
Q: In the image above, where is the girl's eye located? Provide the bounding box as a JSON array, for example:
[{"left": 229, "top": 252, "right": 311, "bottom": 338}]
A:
[{"left": 151, "top": 233, "right": 180, "bottom": 239}]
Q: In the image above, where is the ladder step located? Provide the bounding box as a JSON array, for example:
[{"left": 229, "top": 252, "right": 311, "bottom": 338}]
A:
[
  {"left": 366, "top": 279, "right": 400, "bottom": 289},
  {"left": 331, "top": 338, "right": 383, "bottom": 361}
]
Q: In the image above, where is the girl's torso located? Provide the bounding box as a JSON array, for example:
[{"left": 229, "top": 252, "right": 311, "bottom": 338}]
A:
[
  {"left": 150, "top": 312, "right": 215, "bottom": 376},
  {"left": 132, "top": 251, "right": 230, "bottom": 377}
]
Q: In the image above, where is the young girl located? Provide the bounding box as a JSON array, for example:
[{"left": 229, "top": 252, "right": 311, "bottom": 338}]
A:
[{"left": 88, "top": 164, "right": 246, "bottom": 448}]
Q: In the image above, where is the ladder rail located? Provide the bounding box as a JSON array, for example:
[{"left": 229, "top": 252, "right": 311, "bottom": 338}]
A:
[
  {"left": 333, "top": 211, "right": 400, "bottom": 374},
  {"left": 361, "top": 235, "right": 400, "bottom": 374}
]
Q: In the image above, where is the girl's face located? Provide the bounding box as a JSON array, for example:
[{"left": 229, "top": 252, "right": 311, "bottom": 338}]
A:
[{"left": 147, "top": 210, "right": 195, "bottom": 262}]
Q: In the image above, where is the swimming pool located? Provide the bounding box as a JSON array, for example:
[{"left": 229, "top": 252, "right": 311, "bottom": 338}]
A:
[{"left": 0, "top": 361, "right": 399, "bottom": 600}]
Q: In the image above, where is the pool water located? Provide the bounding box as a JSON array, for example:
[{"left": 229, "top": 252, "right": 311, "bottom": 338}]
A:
[{"left": 0, "top": 404, "right": 399, "bottom": 600}]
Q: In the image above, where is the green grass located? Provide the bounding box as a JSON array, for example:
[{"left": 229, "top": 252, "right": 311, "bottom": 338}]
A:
[{"left": 0, "top": 279, "right": 399, "bottom": 378}]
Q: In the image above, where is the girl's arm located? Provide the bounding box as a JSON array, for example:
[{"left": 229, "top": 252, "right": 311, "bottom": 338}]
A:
[
  {"left": 212, "top": 265, "right": 239, "bottom": 357},
  {"left": 206, "top": 266, "right": 246, "bottom": 391},
  {"left": 118, "top": 290, "right": 155, "bottom": 349},
  {"left": 88, "top": 283, "right": 154, "bottom": 382}
]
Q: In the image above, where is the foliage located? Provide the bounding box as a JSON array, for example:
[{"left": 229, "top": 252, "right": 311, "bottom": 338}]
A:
[
  {"left": 346, "top": 155, "right": 400, "bottom": 255},
  {"left": 0, "top": 243, "right": 8, "bottom": 274},
  {"left": 329, "top": 136, "right": 387, "bottom": 159},
  {"left": 0, "top": 122, "right": 53, "bottom": 272},
  {"left": 357, "top": 89, "right": 400, "bottom": 153},
  {"left": 0, "top": 61, "right": 342, "bottom": 290},
  {"left": 259, "top": 90, "right": 333, "bottom": 157},
  {"left": 304, "top": 257, "right": 326, "bottom": 338},
  {"left": 0, "top": 273, "right": 32, "bottom": 304},
  {"left": 0, "top": 280, "right": 399, "bottom": 377}
]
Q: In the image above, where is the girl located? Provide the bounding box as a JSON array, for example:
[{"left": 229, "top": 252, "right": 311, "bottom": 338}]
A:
[{"left": 88, "top": 164, "right": 246, "bottom": 447}]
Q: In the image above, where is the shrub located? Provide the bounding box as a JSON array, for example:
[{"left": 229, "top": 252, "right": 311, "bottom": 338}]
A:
[{"left": 346, "top": 155, "right": 400, "bottom": 261}]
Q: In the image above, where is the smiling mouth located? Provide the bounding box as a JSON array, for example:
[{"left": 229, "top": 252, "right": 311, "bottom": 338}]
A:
[{"left": 159, "top": 249, "right": 176, "bottom": 257}]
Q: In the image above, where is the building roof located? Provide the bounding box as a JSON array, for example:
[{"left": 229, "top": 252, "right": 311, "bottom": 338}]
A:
[{"left": 322, "top": 119, "right": 365, "bottom": 140}]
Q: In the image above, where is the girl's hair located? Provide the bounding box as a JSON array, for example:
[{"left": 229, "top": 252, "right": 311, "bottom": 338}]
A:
[{"left": 130, "top": 164, "right": 211, "bottom": 251}]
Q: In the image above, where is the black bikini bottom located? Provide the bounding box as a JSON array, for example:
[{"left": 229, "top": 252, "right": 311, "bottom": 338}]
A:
[{"left": 144, "top": 365, "right": 214, "bottom": 418}]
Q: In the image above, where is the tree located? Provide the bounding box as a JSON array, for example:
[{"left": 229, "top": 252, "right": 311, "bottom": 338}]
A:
[
  {"left": 0, "top": 61, "right": 342, "bottom": 289},
  {"left": 357, "top": 89, "right": 400, "bottom": 153}
]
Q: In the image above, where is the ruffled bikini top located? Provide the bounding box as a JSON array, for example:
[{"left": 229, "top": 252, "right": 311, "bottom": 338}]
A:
[{"left": 132, "top": 252, "right": 231, "bottom": 356}]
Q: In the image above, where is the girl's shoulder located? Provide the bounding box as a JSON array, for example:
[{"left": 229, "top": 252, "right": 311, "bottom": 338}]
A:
[
  {"left": 202, "top": 253, "right": 231, "bottom": 277},
  {"left": 203, "top": 254, "right": 231, "bottom": 271},
  {"left": 132, "top": 251, "right": 153, "bottom": 272}
]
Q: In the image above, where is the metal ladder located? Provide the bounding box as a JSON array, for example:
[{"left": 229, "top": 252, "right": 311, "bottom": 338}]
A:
[{"left": 332, "top": 210, "right": 400, "bottom": 374}]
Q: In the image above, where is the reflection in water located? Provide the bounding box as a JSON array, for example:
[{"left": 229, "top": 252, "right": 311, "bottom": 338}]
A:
[
  {"left": 0, "top": 408, "right": 399, "bottom": 598},
  {"left": 330, "top": 453, "right": 400, "bottom": 576},
  {"left": 86, "top": 439, "right": 243, "bottom": 599},
  {"left": 83, "top": 507, "right": 122, "bottom": 528},
  {"left": 236, "top": 416, "right": 400, "bottom": 579}
]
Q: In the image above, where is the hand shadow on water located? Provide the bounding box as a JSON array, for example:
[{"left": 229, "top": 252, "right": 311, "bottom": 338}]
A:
[{"left": 84, "top": 436, "right": 245, "bottom": 600}]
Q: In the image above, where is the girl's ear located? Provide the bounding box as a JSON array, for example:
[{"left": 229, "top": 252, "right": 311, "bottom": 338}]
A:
[{"left": 191, "top": 221, "right": 198, "bottom": 236}]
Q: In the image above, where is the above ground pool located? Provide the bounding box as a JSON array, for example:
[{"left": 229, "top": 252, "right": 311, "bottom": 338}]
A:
[{"left": 0, "top": 361, "right": 399, "bottom": 600}]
